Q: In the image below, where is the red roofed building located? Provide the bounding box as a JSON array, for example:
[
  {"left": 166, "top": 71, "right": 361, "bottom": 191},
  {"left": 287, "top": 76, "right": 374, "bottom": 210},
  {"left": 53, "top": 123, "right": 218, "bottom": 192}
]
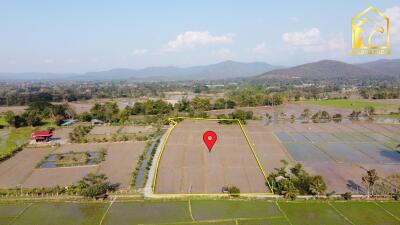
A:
[{"left": 31, "top": 130, "right": 53, "bottom": 142}]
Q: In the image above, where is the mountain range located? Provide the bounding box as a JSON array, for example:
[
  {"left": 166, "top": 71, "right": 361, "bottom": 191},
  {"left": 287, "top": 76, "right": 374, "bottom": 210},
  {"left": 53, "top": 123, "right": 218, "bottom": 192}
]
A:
[
  {"left": 255, "top": 59, "right": 399, "bottom": 80},
  {"left": 0, "top": 61, "right": 280, "bottom": 81},
  {"left": 0, "top": 59, "right": 399, "bottom": 81}
]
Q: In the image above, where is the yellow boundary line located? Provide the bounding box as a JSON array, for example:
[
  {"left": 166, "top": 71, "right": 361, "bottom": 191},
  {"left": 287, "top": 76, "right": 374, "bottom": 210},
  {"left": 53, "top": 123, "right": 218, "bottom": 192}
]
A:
[{"left": 152, "top": 117, "right": 274, "bottom": 197}]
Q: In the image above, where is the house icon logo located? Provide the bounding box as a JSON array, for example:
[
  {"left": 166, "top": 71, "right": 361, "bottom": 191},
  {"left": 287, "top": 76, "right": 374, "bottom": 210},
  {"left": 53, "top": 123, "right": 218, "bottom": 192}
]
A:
[{"left": 351, "top": 6, "right": 390, "bottom": 55}]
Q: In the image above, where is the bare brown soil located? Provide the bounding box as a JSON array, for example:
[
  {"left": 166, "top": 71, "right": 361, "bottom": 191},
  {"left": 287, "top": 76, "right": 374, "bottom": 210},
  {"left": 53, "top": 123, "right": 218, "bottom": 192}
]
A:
[
  {"left": 54, "top": 143, "right": 109, "bottom": 154},
  {"left": 98, "top": 142, "right": 145, "bottom": 188},
  {"left": 22, "top": 166, "right": 98, "bottom": 188},
  {"left": 0, "top": 148, "right": 52, "bottom": 188},
  {"left": 155, "top": 120, "right": 268, "bottom": 194},
  {"left": 0, "top": 106, "right": 27, "bottom": 114}
]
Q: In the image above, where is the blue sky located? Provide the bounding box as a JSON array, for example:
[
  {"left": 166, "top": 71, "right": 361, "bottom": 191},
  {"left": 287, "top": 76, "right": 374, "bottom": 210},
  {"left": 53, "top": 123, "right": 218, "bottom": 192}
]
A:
[{"left": 0, "top": 0, "right": 399, "bottom": 73}]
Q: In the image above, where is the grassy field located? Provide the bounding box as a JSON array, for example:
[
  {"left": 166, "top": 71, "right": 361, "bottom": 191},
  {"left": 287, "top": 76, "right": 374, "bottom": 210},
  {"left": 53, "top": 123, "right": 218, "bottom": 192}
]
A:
[
  {"left": 372, "top": 113, "right": 400, "bottom": 119},
  {"left": 0, "top": 116, "right": 8, "bottom": 127},
  {"left": 301, "top": 99, "right": 389, "bottom": 109},
  {"left": 0, "top": 200, "right": 399, "bottom": 225},
  {"left": 0, "top": 127, "right": 34, "bottom": 159}
]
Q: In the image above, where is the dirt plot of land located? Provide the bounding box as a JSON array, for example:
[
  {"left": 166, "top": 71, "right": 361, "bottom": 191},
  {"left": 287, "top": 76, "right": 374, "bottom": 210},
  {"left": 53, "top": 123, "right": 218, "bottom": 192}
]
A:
[
  {"left": 0, "top": 148, "right": 53, "bottom": 188},
  {"left": 89, "top": 126, "right": 121, "bottom": 135},
  {"left": 98, "top": 142, "right": 145, "bottom": 188},
  {"left": 22, "top": 166, "right": 98, "bottom": 188},
  {"left": 54, "top": 143, "right": 109, "bottom": 154},
  {"left": 244, "top": 121, "right": 294, "bottom": 172},
  {"left": 90, "top": 125, "right": 153, "bottom": 136},
  {"left": 15, "top": 142, "right": 144, "bottom": 188},
  {"left": 0, "top": 106, "right": 27, "bottom": 114},
  {"left": 155, "top": 120, "right": 268, "bottom": 194},
  {"left": 121, "top": 126, "right": 153, "bottom": 134},
  {"left": 52, "top": 127, "right": 73, "bottom": 140}
]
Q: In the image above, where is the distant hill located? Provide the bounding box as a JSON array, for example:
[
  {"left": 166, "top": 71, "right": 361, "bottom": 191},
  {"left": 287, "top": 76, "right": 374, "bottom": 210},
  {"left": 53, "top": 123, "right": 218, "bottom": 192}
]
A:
[
  {"left": 0, "top": 61, "right": 280, "bottom": 81},
  {"left": 254, "top": 60, "right": 391, "bottom": 80},
  {"left": 356, "top": 59, "right": 400, "bottom": 77},
  {"left": 77, "top": 60, "right": 280, "bottom": 81}
]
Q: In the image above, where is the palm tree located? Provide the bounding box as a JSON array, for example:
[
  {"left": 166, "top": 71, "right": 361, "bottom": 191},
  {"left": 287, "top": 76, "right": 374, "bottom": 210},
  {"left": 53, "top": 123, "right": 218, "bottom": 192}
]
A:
[
  {"left": 279, "top": 179, "right": 299, "bottom": 200},
  {"left": 362, "top": 169, "right": 379, "bottom": 199},
  {"left": 302, "top": 109, "right": 310, "bottom": 123},
  {"left": 309, "top": 175, "right": 327, "bottom": 197}
]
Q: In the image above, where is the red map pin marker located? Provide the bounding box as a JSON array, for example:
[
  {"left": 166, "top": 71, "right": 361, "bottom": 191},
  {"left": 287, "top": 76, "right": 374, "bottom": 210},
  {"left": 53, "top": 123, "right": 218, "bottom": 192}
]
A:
[{"left": 203, "top": 131, "right": 217, "bottom": 152}]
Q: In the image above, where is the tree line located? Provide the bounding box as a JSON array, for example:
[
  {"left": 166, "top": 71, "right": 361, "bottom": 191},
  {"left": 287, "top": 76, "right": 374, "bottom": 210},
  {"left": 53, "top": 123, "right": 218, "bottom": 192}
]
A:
[{"left": 4, "top": 101, "right": 76, "bottom": 128}]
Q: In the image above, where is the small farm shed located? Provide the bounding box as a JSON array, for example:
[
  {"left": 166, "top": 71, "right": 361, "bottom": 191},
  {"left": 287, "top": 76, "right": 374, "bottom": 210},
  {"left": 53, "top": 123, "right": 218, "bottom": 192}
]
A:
[{"left": 31, "top": 130, "right": 53, "bottom": 142}]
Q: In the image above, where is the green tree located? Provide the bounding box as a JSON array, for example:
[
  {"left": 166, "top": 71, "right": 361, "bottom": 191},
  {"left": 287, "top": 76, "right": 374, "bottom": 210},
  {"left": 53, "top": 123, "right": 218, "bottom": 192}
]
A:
[
  {"left": 343, "top": 192, "right": 352, "bottom": 200},
  {"left": 90, "top": 102, "right": 120, "bottom": 123},
  {"left": 302, "top": 109, "right": 311, "bottom": 123},
  {"left": 23, "top": 111, "right": 42, "bottom": 126},
  {"left": 226, "top": 100, "right": 236, "bottom": 109},
  {"left": 278, "top": 179, "right": 299, "bottom": 200},
  {"left": 309, "top": 175, "right": 327, "bottom": 197},
  {"left": 228, "top": 186, "right": 240, "bottom": 197},
  {"left": 191, "top": 97, "right": 211, "bottom": 112},
  {"left": 74, "top": 173, "right": 119, "bottom": 198},
  {"left": 213, "top": 98, "right": 227, "bottom": 110},
  {"left": 175, "top": 98, "right": 191, "bottom": 112},
  {"left": 4, "top": 111, "right": 17, "bottom": 127},
  {"left": 364, "top": 106, "right": 375, "bottom": 116},
  {"left": 362, "top": 169, "right": 379, "bottom": 198},
  {"left": 332, "top": 113, "right": 342, "bottom": 122},
  {"left": 119, "top": 106, "right": 132, "bottom": 123}
]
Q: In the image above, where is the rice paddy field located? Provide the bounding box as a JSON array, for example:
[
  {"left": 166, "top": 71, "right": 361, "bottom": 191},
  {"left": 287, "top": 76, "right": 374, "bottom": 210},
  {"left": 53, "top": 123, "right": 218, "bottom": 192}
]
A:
[
  {"left": 271, "top": 122, "right": 400, "bottom": 193},
  {"left": 0, "top": 200, "right": 399, "bottom": 225}
]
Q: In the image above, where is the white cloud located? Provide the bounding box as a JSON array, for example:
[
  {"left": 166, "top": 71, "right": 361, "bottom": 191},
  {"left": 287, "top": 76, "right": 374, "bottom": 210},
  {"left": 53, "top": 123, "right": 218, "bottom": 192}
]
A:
[
  {"left": 282, "top": 28, "right": 323, "bottom": 52},
  {"left": 163, "top": 31, "right": 234, "bottom": 52},
  {"left": 213, "top": 48, "right": 233, "bottom": 57},
  {"left": 282, "top": 28, "right": 344, "bottom": 52},
  {"left": 131, "top": 48, "right": 148, "bottom": 55},
  {"left": 384, "top": 6, "right": 400, "bottom": 43},
  {"left": 250, "top": 42, "right": 267, "bottom": 54}
]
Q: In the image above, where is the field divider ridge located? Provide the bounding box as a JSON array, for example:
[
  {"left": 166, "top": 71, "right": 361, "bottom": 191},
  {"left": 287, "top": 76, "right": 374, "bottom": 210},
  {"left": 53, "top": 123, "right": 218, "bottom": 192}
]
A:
[
  {"left": 374, "top": 201, "right": 400, "bottom": 222},
  {"left": 7, "top": 202, "right": 33, "bottom": 225},
  {"left": 188, "top": 199, "right": 195, "bottom": 221},
  {"left": 99, "top": 196, "right": 116, "bottom": 225},
  {"left": 237, "top": 120, "right": 274, "bottom": 194},
  {"left": 327, "top": 201, "right": 356, "bottom": 225},
  {"left": 274, "top": 201, "right": 293, "bottom": 225},
  {"left": 151, "top": 118, "right": 178, "bottom": 194}
]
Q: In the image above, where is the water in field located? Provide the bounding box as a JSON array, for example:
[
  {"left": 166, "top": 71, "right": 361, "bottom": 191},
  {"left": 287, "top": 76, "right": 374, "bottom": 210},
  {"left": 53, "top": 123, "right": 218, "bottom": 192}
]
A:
[
  {"left": 275, "top": 131, "right": 400, "bottom": 163},
  {"left": 39, "top": 151, "right": 100, "bottom": 168}
]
